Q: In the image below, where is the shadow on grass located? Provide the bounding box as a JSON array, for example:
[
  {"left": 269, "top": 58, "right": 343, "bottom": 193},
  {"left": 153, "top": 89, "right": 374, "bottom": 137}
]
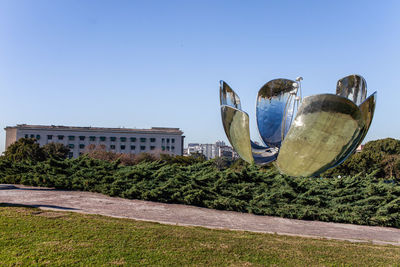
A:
[
  {"left": 0, "top": 203, "right": 79, "bottom": 211},
  {"left": 0, "top": 184, "right": 63, "bottom": 191}
]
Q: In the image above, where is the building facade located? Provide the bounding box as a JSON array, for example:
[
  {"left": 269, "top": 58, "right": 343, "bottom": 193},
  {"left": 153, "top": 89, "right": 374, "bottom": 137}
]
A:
[
  {"left": 5, "top": 124, "right": 184, "bottom": 158},
  {"left": 185, "top": 141, "right": 237, "bottom": 160}
]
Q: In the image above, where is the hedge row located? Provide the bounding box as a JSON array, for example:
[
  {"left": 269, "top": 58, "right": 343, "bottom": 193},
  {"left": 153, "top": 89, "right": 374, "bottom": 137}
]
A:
[{"left": 1, "top": 156, "right": 399, "bottom": 228}]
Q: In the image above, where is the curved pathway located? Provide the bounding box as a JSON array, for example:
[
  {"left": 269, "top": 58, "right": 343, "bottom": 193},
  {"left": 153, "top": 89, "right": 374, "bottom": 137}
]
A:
[{"left": 1, "top": 184, "right": 400, "bottom": 246}]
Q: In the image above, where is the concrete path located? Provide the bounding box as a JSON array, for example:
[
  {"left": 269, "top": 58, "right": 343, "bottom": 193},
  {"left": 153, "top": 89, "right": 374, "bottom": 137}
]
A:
[{"left": 1, "top": 184, "right": 400, "bottom": 246}]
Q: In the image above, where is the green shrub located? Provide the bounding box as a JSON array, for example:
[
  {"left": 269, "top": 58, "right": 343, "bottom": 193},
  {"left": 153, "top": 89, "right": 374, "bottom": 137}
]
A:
[{"left": 1, "top": 139, "right": 400, "bottom": 228}]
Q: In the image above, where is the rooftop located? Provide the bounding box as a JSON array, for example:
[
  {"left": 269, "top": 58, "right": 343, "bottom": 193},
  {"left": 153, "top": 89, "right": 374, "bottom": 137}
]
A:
[{"left": 5, "top": 124, "right": 183, "bottom": 135}]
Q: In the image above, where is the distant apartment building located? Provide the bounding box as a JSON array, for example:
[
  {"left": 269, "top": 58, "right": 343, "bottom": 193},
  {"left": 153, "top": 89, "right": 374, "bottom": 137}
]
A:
[
  {"left": 5, "top": 124, "right": 184, "bottom": 158},
  {"left": 186, "top": 143, "right": 200, "bottom": 155},
  {"left": 217, "top": 145, "right": 236, "bottom": 158},
  {"left": 185, "top": 141, "right": 237, "bottom": 160}
]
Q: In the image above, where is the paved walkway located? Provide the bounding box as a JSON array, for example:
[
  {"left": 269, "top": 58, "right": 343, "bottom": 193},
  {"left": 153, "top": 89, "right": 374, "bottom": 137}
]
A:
[{"left": 1, "top": 184, "right": 400, "bottom": 246}]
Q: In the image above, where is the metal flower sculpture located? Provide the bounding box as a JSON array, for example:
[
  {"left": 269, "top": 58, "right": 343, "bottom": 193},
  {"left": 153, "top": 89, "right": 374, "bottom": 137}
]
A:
[{"left": 220, "top": 74, "right": 376, "bottom": 177}]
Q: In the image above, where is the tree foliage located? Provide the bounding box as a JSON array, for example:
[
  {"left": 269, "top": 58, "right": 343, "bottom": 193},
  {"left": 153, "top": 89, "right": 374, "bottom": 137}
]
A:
[
  {"left": 42, "top": 142, "right": 70, "bottom": 160},
  {"left": 3, "top": 138, "right": 45, "bottom": 162},
  {"left": 84, "top": 144, "right": 159, "bottom": 166},
  {"left": 324, "top": 138, "right": 400, "bottom": 179},
  {"left": 363, "top": 138, "right": 400, "bottom": 155},
  {"left": 2, "top": 138, "right": 70, "bottom": 162}
]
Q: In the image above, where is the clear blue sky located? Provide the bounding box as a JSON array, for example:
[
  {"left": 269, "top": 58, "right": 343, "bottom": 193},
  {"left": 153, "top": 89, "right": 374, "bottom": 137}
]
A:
[{"left": 1, "top": 0, "right": 399, "bottom": 153}]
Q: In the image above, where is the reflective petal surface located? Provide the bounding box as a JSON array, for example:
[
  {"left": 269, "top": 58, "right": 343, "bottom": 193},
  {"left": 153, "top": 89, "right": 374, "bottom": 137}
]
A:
[
  {"left": 220, "top": 105, "right": 254, "bottom": 164},
  {"left": 276, "top": 94, "right": 364, "bottom": 177},
  {"left": 331, "top": 92, "right": 377, "bottom": 167},
  {"left": 219, "top": 75, "right": 376, "bottom": 177},
  {"left": 358, "top": 92, "right": 377, "bottom": 142},
  {"left": 336, "top": 74, "right": 367, "bottom": 106},
  {"left": 220, "top": 81, "right": 241, "bottom": 109},
  {"left": 251, "top": 141, "right": 278, "bottom": 165},
  {"left": 256, "top": 79, "right": 297, "bottom": 147}
]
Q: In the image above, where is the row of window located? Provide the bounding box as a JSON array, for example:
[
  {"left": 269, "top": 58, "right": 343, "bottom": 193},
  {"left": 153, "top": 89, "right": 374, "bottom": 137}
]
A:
[
  {"left": 25, "top": 134, "right": 41, "bottom": 140},
  {"left": 24, "top": 134, "right": 175, "bottom": 143},
  {"left": 67, "top": 144, "right": 175, "bottom": 151}
]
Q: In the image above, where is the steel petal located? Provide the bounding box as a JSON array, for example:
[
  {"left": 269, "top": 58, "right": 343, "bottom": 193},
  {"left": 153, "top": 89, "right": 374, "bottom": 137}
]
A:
[
  {"left": 256, "top": 79, "right": 297, "bottom": 148},
  {"left": 276, "top": 94, "right": 364, "bottom": 177},
  {"left": 220, "top": 81, "right": 241, "bottom": 109},
  {"left": 331, "top": 91, "right": 377, "bottom": 167},
  {"left": 358, "top": 91, "right": 377, "bottom": 142},
  {"left": 251, "top": 141, "right": 278, "bottom": 165},
  {"left": 221, "top": 105, "right": 253, "bottom": 164},
  {"left": 336, "top": 74, "right": 367, "bottom": 106}
]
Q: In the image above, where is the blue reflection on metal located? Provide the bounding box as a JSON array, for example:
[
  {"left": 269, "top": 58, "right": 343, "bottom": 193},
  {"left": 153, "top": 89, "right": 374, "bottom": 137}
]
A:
[
  {"left": 256, "top": 79, "right": 300, "bottom": 148},
  {"left": 220, "top": 81, "right": 241, "bottom": 109},
  {"left": 251, "top": 141, "right": 279, "bottom": 165}
]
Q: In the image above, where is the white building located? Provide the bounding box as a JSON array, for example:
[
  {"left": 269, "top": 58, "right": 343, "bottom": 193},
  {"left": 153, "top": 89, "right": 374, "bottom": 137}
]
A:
[
  {"left": 218, "top": 145, "right": 237, "bottom": 159},
  {"left": 186, "top": 143, "right": 200, "bottom": 156},
  {"left": 201, "top": 144, "right": 217, "bottom": 160},
  {"left": 5, "top": 124, "right": 184, "bottom": 158},
  {"left": 185, "top": 141, "right": 237, "bottom": 160}
]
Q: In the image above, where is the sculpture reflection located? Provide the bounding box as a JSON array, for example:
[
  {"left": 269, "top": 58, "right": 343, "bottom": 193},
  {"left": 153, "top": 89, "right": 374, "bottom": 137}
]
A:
[
  {"left": 219, "top": 74, "right": 376, "bottom": 177},
  {"left": 220, "top": 82, "right": 279, "bottom": 165},
  {"left": 256, "top": 79, "right": 299, "bottom": 148}
]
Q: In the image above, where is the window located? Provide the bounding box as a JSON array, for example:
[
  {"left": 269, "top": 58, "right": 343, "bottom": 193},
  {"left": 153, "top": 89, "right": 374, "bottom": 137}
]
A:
[
  {"left": 130, "top": 145, "right": 136, "bottom": 150},
  {"left": 120, "top": 145, "right": 126, "bottom": 150},
  {"left": 171, "top": 139, "right": 175, "bottom": 144},
  {"left": 79, "top": 144, "right": 85, "bottom": 149},
  {"left": 68, "top": 144, "right": 74, "bottom": 149},
  {"left": 140, "top": 146, "right": 146, "bottom": 151},
  {"left": 167, "top": 146, "right": 170, "bottom": 151},
  {"left": 30, "top": 134, "right": 35, "bottom": 138},
  {"left": 120, "top": 137, "right": 127, "bottom": 142},
  {"left": 140, "top": 138, "right": 146, "bottom": 142},
  {"left": 171, "top": 146, "right": 175, "bottom": 150},
  {"left": 162, "top": 138, "right": 165, "bottom": 143},
  {"left": 89, "top": 136, "right": 96, "bottom": 141},
  {"left": 162, "top": 146, "right": 165, "bottom": 151},
  {"left": 24, "top": 134, "right": 28, "bottom": 138},
  {"left": 110, "top": 145, "right": 115, "bottom": 149},
  {"left": 110, "top": 137, "right": 116, "bottom": 142},
  {"left": 167, "top": 138, "right": 170, "bottom": 143},
  {"left": 130, "top": 137, "right": 136, "bottom": 142},
  {"left": 150, "top": 146, "right": 155, "bottom": 150},
  {"left": 150, "top": 138, "right": 156, "bottom": 142},
  {"left": 68, "top": 136, "right": 75, "bottom": 141},
  {"left": 68, "top": 152, "right": 74, "bottom": 158},
  {"left": 79, "top": 136, "right": 85, "bottom": 141},
  {"left": 36, "top": 135, "right": 41, "bottom": 140},
  {"left": 100, "top": 136, "right": 106, "bottom": 141},
  {"left": 47, "top": 135, "right": 53, "bottom": 140},
  {"left": 58, "top": 135, "right": 64, "bottom": 140}
]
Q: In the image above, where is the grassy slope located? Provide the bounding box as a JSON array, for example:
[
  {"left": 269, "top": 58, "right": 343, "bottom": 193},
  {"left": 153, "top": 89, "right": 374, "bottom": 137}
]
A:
[{"left": 1, "top": 206, "right": 400, "bottom": 266}]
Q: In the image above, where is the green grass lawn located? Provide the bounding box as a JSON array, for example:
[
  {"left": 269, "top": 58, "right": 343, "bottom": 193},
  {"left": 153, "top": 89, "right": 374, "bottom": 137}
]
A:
[{"left": 1, "top": 205, "right": 400, "bottom": 266}]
